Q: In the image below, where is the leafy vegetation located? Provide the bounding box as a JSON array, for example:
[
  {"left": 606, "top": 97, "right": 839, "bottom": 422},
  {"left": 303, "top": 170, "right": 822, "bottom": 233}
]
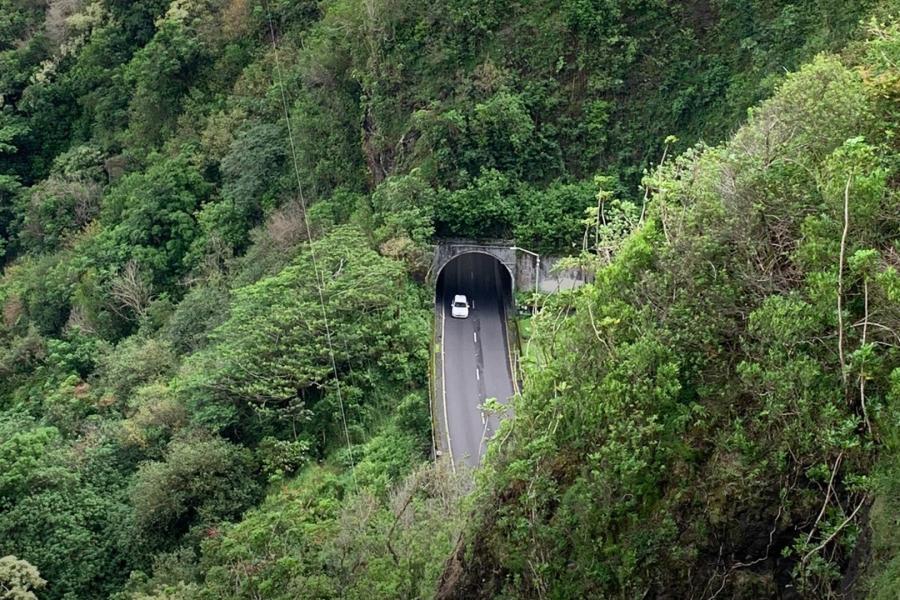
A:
[
  {"left": 443, "top": 24, "right": 900, "bottom": 598},
  {"left": 0, "top": 0, "right": 897, "bottom": 599}
]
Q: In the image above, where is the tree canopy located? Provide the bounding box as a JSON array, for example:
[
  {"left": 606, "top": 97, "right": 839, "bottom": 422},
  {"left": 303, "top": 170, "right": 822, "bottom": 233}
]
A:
[{"left": 0, "top": 0, "right": 897, "bottom": 598}]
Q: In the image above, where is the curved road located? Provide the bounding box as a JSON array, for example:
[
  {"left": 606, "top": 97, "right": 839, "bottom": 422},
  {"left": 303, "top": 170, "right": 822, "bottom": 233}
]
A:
[{"left": 437, "top": 253, "right": 515, "bottom": 468}]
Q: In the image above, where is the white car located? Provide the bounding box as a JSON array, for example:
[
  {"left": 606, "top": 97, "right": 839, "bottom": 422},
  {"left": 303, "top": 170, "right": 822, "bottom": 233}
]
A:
[{"left": 450, "top": 294, "right": 470, "bottom": 319}]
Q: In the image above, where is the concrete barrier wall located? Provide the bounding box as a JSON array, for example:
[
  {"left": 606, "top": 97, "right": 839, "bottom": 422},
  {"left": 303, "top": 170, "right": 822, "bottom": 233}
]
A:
[{"left": 515, "top": 254, "right": 590, "bottom": 293}]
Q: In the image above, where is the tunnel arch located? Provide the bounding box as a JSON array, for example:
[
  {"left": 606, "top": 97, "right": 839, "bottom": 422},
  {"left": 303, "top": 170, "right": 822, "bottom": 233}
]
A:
[
  {"left": 432, "top": 242, "right": 518, "bottom": 291},
  {"left": 435, "top": 250, "right": 515, "bottom": 294},
  {"left": 435, "top": 251, "right": 514, "bottom": 312}
]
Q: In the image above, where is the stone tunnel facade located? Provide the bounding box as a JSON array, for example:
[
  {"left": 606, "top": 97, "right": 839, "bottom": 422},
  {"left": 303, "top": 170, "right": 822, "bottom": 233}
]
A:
[
  {"left": 432, "top": 240, "right": 519, "bottom": 292},
  {"left": 431, "top": 239, "right": 589, "bottom": 294}
]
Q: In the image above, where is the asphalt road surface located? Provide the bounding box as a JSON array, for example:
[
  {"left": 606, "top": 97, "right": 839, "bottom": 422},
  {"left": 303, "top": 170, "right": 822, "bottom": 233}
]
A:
[{"left": 438, "top": 253, "right": 515, "bottom": 467}]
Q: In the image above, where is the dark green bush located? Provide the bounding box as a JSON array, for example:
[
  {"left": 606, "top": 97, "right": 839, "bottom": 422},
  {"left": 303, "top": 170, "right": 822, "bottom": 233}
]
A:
[{"left": 129, "top": 436, "right": 261, "bottom": 552}]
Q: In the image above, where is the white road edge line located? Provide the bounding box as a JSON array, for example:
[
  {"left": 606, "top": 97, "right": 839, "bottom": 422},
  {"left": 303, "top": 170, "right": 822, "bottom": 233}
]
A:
[
  {"left": 473, "top": 331, "right": 477, "bottom": 343},
  {"left": 440, "top": 300, "right": 455, "bottom": 472},
  {"left": 475, "top": 368, "right": 480, "bottom": 381}
]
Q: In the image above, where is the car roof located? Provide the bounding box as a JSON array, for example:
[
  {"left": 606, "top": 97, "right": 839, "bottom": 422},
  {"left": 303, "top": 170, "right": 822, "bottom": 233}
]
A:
[{"left": 453, "top": 294, "right": 467, "bottom": 302}]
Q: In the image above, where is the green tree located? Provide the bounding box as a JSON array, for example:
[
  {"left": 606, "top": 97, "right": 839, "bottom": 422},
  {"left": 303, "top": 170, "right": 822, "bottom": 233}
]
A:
[
  {"left": 182, "top": 226, "right": 428, "bottom": 446},
  {"left": 434, "top": 169, "right": 516, "bottom": 239},
  {"left": 0, "top": 416, "right": 134, "bottom": 600},
  {"left": 18, "top": 145, "right": 105, "bottom": 254},
  {"left": 129, "top": 436, "right": 261, "bottom": 552},
  {"left": 123, "top": 11, "right": 205, "bottom": 148},
  {"left": 193, "top": 123, "right": 287, "bottom": 254},
  {"left": 0, "top": 173, "right": 22, "bottom": 261},
  {"left": 94, "top": 154, "right": 211, "bottom": 292},
  {"left": 0, "top": 555, "right": 45, "bottom": 600}
]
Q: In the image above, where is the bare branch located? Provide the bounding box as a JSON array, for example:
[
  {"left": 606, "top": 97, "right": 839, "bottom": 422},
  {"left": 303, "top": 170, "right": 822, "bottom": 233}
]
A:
[
  {"left": 860, "top": 278, "right": 872, "bottom": 436},
  {"left": 837, "top": 173, "right": 851, "bottom": 385},
  {"left": 109, "top": 260, "right": 153, "bottom": 319},
  {"left": 806, "top": 451, "right": 843, "bottom": 545},
  {"left": 801, "top": 495, "right": 867, "bottom": 564}
]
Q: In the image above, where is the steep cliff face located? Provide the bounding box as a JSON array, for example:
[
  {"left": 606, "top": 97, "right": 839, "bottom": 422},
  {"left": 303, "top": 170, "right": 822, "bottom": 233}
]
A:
[{"left": 439, "top": 24, "right": 900, "bottom": 598}]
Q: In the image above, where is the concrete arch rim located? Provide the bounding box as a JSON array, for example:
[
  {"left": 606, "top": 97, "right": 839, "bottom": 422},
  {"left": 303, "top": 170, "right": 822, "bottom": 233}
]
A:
[{"left": 433, "top": 249, "right": 516, "bottom": 294}]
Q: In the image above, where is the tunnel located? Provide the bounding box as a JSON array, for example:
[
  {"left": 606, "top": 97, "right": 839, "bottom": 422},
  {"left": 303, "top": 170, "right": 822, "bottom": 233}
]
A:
[
  {"left": 435, "top": 252, "right": 514, "bottom": 313},
  {"left": 434, "top": 251, "right": 516, "bottom": 466}
]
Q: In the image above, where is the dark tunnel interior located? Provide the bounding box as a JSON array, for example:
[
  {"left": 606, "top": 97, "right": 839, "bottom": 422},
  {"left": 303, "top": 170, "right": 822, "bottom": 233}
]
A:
[{"left": 436, "top": 252, "right": 513, "bottom": 313}]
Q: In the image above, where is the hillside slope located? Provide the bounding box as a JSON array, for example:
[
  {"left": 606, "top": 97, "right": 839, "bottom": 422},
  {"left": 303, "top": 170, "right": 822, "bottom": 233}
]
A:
[
  {"left": 440, "top": 22, "right": 900, "bottom": 599},
  {"left": 0, "top": 1, "right": 897, "bottom": 599}
]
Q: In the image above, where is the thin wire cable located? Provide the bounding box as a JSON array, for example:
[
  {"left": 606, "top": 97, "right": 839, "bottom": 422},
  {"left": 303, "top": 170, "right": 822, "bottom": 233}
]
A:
[{"left": 262, "top": 1, "right": 357, "bottom": 485}]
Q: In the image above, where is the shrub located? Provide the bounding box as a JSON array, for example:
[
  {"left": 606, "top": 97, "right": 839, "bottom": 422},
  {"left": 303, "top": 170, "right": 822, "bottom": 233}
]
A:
[{"left": 129, "top": 436, "right": 261, "bottom": 551}]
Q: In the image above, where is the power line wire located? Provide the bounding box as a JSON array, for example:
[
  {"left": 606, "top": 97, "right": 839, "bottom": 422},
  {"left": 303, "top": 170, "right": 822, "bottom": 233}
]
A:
[{"left": 261, "top": 0, "right": 357, "bottom": 486}]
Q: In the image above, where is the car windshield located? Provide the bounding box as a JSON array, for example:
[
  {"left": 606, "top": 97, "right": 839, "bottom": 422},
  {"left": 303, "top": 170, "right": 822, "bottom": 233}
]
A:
[{"left": 453, "top": 300, "right": 466, "bottom": 307}]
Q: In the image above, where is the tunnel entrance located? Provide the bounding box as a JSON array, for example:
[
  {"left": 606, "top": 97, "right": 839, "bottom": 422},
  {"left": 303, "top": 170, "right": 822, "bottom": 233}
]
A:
[
  {"left": 435, "top": 252, "right": 514, "bottom": 312},
  {"left": 434, "top": 251, "right": 516, "bottom": 466}
]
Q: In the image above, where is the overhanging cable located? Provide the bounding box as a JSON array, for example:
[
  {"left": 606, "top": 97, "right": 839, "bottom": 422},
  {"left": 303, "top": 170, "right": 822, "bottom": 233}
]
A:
[{"left": 261, "top": 0, "right": 357, "bottom": 486}]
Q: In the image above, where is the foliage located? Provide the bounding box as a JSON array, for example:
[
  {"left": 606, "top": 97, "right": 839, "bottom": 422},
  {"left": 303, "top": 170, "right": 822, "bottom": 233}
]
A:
[
  {"left": 863, "top": 368, "right": 900, "bottom": 597},
  {"left": 95, "top": 153, "right": 211, "bottom": 292},
  {"left": 444, "top": 31, "right": 900, "bottom": 598},
  {"left": 123, "top": 4, "right": 207, "bottom": 149},
  {"left": 158, "top": 279, "right": 229, "bottom": 354},
  {"left": 96, "top": 337, "right": 177, "bottom": 403},
  {"left": 18, "top": 145, "right": 105, "bottom": 254},
  {"left": 514, "top": 179, "right": 601, "bottom": 254},
  {"left": 181, "top": 226, "right": 429, "bottom": 447},
  {"left": 129, "top": 435, "right": 261, "bottom": 552},
  {"left": 0, "top": 414, "right": 134, "bottom": 600},
  {"left": 194, "top": 123, "right": 288, "bottom": 254},
  {"left": 433, "top": 169, "right": 516, "bottom": 239},
  {"left": 134, "top": 462, "right": 472, "bottom": 600},
  {"left": 0, "top": 555, "right": 45, "bottom": 600},
  {"left": 0, "top": 0, "right": 897, "bottom": 598}
]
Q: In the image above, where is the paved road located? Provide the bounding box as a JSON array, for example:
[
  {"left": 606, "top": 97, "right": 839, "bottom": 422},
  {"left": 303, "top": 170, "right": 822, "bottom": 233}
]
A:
[{"left": 438, "top": 253, "right": 515, "bottom": 468}]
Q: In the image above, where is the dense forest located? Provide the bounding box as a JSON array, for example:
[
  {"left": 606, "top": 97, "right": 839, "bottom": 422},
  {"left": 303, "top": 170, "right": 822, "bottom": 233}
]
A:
[{"left": 0, "top": 0, "right": 898, "bottom": 598}]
